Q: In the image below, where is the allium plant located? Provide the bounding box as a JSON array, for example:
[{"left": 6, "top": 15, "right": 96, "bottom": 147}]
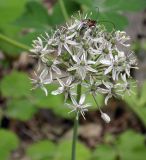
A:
[{"left": 30, "top": 13, "right": 137, "bottom": 160}]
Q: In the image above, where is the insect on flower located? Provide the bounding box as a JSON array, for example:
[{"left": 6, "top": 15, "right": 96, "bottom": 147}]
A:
[
  {"left": 82, "top": 19, "right": 97, "bottom": 28},
  {"left": 30, "top": 12, "right": 137, "bottom": 122}
]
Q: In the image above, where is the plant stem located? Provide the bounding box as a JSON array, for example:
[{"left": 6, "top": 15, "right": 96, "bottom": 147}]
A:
[
  {"left": 71, "top": 84, "right": 81, "bottom": 160},
  {"left": 59, "top": 0, "right": 69, "bottom": 21},
  {"left": 0, "top": 33, "right": 30, "bottom": 51}
]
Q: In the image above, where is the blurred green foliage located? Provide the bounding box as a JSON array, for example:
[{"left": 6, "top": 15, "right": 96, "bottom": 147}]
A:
[
  {"left": 27, "top": 140, "right": 56, "bottom": 160},
  {"left": 1, "top": 129, "right": 145, "bottom": 160},
  {"left": 0, "top": 0, "right": 146, "bottom": 160},
  {"left": 92, "top": 130, "right": 146, "bottom": 160},
  {"left": 124, "top": 82, "right": 146, "bottom": 126},
  {"left": 0, "top": 129, "right": 19, "bottom": 160},
  {"left": 0, "top": 71, "right": 31, "bottom": 98}
]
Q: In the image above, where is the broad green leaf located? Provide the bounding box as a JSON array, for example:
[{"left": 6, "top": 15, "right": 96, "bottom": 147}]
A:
[
  {"left": 75, "top": 0, "right": 146, "bottom": 29},
  {"left": 31, "top": 84, "right": 73, "bottom": 119},
  {"left": 139, "top": 82, "right": 146, "bottom": 106},
  {"left": 125, "top": 102, "right": 146, "bottom": 127},
  {"left": 93, "top": 11, "right": 128, "bottom": 30},
  {"left": 54, "top": 140, "right": 91, "bottom": 160},
  {"left": 19, "top": 28, "right": 47, "bottom": 46},
  {"left": 5, "top": 99, "right": 37, "bottom": 121},
  {"left": 31, "top": 84, "right": 64, "bottom": 108},
  {"left": 15, "top": 1, "right": 50, "bottom": 28},
  {"left": 92, "top": 131, "right": 146, "bottom": 160},
  {"left": 12, "top": 0, "right": 80, "bottom": 55},
  {"left": 27, "top": 140, "right": 56, "bottom": 160},
  {"left": 0, "top": 71, "right": 31, "bottom": 98},
  {"left": 0, "top": 0, "right": 28, "bottom": 25},
  {"left": 0, "top": 24, "right": 24, "bottom": 57},
  {"left": 133, "top": 107, "right": 146, "bottom": 126},
  {"left": 117, "top": 130, "right": 146, "bottom": 160},
  {"left": 74, "top": 0, "right": 93, "bottom": 7},
  {"left": 13, "top": 0, "right": 51, "bottom": 45},
  {"left": 47, "top": 0, "right": 80, "bottom": 26},
  {"left": 92, "top": 144, "right": 116, "bottom": 160},
  {"left": 117, "top": 130, "right": 145, "bottom": 150},
  {"left": 124, "top": 84, "right": 138, "bottom": 107},
  {"left": 0, "top": 1, "right": 33, "bottom": 56},
  {"left": 16, "top": 0, "right": 80, "bottom": 28},
  {"left": 86, "top": 0, "right": 146, "bottom": 12},
  {"left": 124, "top": 82, "right": 146, "bottom": 126},
  {"left": 52, "top": 102, "right": 74, "bottom": 119},
  {"left": 97, "top": 0, "right": 146, "bottom": 12},
  {"left": 0, "top": 129, "right": 19, "bottom": 160}
]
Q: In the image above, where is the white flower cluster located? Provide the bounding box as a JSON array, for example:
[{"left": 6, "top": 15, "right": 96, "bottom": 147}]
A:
[{"left": 30, "top": 13, "right": 137, "bottom": 123}]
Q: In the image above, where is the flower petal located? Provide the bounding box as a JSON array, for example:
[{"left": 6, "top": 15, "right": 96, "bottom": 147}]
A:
[
  {"left": 64, "top": 43, "right": 72, "bottom": 55},
  {"left": 104, "top": 66, "right": 112, "bottom": 75},
  {"left": 66, "top": 76, "right": 72, "bottom": 86},
  {"left": 51, "top": 87, "right": 63, "bottom": 95},
  {"left": 41, "top": 86, "right": 48, "bottom": 96},
  {"left": 52, "top": 65, "right": 61, "bottom": 75},
  {"left": 86, "top": 66, "right": 97, "bottom": 73},
  {"left": 79, "top": 94, "right": 86, "bottom": 105}
]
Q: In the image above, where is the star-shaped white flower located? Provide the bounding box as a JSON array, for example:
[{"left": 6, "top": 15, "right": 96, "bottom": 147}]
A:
[
  {"left": 42, "top": 58, "right": 61, "bottom": 81},
  {"left": 51, "top": 76, "right": 76, "bottom": 101},
  {"left": 100, "top": 53, "right": 123, "bottom": 80},
  {"left": 53, "top": 29, "right": 78, "bottom": 55},
  {"left": 30, "top": 71, "right": 51, "bottom": 96},
  {"left": 66, "top": 94, "right": 91, "bottom": 119},
  {"left": 68, "top": 54, "right": 97, "bottom": 80},
  {"left": 115, "top": 31, "right": 130, "bottom": 47},
  {"left": 97, "top": 81, "right": 114, "bottom": 105}
]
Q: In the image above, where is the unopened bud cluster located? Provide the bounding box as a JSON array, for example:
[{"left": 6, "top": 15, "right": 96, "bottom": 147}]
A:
[{"left": 30, "top": 13, "right": 137, "bottom": 123}]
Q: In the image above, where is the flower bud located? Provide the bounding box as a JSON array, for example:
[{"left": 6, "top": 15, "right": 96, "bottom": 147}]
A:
[{"left": 101, "top": 112, "right": 111, "bottom": 123}]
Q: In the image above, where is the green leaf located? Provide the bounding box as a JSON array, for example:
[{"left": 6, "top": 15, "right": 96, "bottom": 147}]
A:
[
  {"left": 124, "top": 82, "right": 146, "bottom": 126},
  {"left": 76, "top": 0, "right": 146, "bottom": 29},
  {"left": 93, "top": 11, "right": 128, "bottom": 30},
  {"left": 92, "top": 131, "right": 146, "bottom": 160},
  {"left": 74, "top": 0, "right": 93, "bottom": 7},
  {"left": 91, "top": 0, "right": 146, "bottom": 12},
  {"left": 16, "top": 0, "right": 80, "bottom": 28},
  {"left": 117, "top": 130, "right": 146, "bottom": 160},
  {"left": 19, "top": 28, "right": 49, "bottom": 49},
  {"left": 31, "top": 84, "right": 73, "bottom": 119},
  {"left": 54, "top": 140, "right": 91, "bottom": 160},
  {"left": 139, "top": 82, "right": 146, "bottom": 106},
  {"left": 26, "top": 140, "right": 56, "bottom": 160},
  {"left": 15, "top": 1, "right": 50, "bottom": 29},
  {"left": 92, "top": 144, "right": 116, "bottom": 160},
  {"left": 5, "top": 98, "right": 37, "bottom": 121},
  {"left": 0, "top": 24, "right": 24, "bottom": 57},
  {"left": 12, "top": 0, "right": 80, "bottom": 55},
  {"left": 31, "top": 84, "right": 64, "bottom": 108},
  {"left": 0, "top": 71, "right": 31, "bottom": 98},
  {"left": 98, "top": 0, "right": 146, "bottom": 12},
  {"left": 0, "top": 0, "right": 28, "bottom": 26},
  {"left": 0, "top": 129, "right": 19, "bottom": 160},
  {"left": 13, "top": 1, "right": 51, "bottom": 51},
  {"left": 117, "top": 130, "right": 145, "bottom": 150},
  {"left": 47, "top": 0, "right": 80, "bottom": 26}
]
